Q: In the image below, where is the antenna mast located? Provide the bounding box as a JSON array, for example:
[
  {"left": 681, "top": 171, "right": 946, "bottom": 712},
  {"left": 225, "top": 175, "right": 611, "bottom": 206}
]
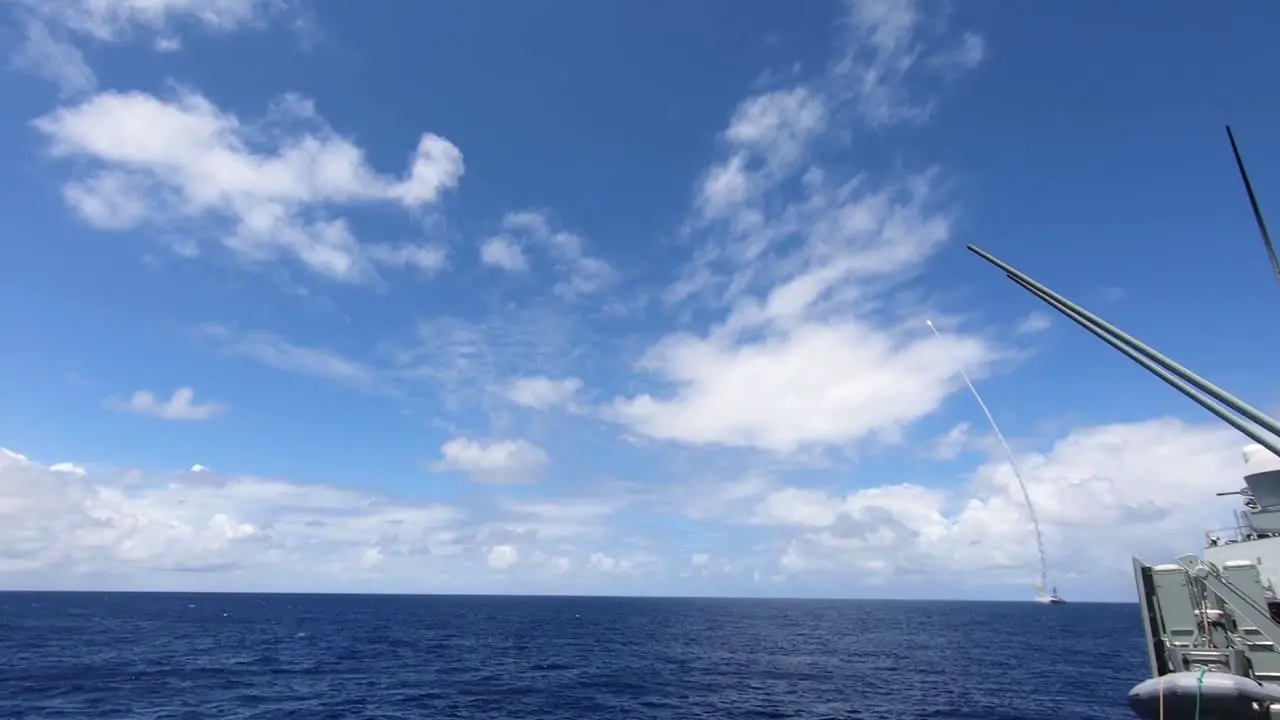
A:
[{"left": 1225, "top": 125, "right": 1280, "bottom": 289}]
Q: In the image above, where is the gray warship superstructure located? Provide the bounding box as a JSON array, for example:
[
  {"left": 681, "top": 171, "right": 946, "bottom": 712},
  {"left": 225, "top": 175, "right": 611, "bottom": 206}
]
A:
[{"left": 968, "top": 127, "right": 1280, "bottom": 720}]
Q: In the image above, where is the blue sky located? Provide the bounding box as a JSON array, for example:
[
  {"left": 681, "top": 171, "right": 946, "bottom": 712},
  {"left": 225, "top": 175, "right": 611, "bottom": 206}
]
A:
[{"left": 2, "top": 0, "right": 1280, "bottom": 601}]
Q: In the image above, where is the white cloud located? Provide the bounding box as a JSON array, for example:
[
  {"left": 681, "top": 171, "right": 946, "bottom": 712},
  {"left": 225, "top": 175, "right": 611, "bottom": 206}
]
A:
[
  {"left": 21, "top": 0, "right": 287, "bottom": 44},
  {"left": 391, "top": 310, "right": 584, "bottom": 404},
  {"left": 747, "top": 419, "right": 1245, "bottom": 589},
  {"left": 610, "top": 298, "right": 991, "bottom": 453},
  {"left": 589, "top": 551, "right": 623, "bottom": 573},
  {"left": 932, "top": 421, "right": 971, "bottom": 460},
  {"left": 0, "top": 448, "right": 663, "bottom": 592},
  {"left": 107, "top": 386, "right": 227, "bottom": 421},
  {"left": 583, "top": 550, "right": 657, "bottom": 577},
  {"left": 59, "top": 170, "right": 153, "bottom": 229},
  {"left": 1015, "top": 311, "right": 1052, "bottom": 335},
  {"left": 834, "top": 0, "right": 986, "bottom": 126},
  {"left": 494, "top": 211, "right": 616, "bottom": 298},
  {"left": 11, "top": 18, "right": 96, "bottom": 97},
  {"left": 31, "top": 90, "right": 464, "bottom": 283},
  {"left": 614, "top": 0, "right": 993, "bottom": 455},
  {"left": 498, "top": 497, "right": 627, "bottom": 540},
  {"left": 667, "top": 474, "right": 777, "bottom": 522},
  {"left": 486, "top": 544, "right": 519, "bottom": 570},
  {"left": 611, "top": 173, "right": 993, "bottom": 453},
  {"left": 48, "top": 461, "right": 87, "bottom": 476},
  {"left": 8, "top": 0, "right": 292, "bottom": 94},
  {"left": 0, "top": 447, "right": 463, "bottom": 584},
  {"left": 501, "top": 210, "right": 550, "bottom": 237},
  {"left": 479, "top": 235, "right": 529, "bottom": 272},
  {"left": 364, "top": 243, "right": 449, "bottom": 275},
  {"left": 504, "top": 376, "right": 582, "bottom": 410},
  {"left": 696, "top": 87, "right": 828, "bottom": 222},
  {"left": 432, "top": 438, "right": 550, "bottom": 485},
  {"left": 0, "top": 417, "right": 1254, "bottom": 596},
  {"left": 198, "top": 324, "right": 380, "bottom": 387}
]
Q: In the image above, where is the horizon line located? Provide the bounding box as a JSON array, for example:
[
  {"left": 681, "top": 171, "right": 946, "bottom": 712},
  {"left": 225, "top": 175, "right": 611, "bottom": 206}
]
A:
[{"left": 0, "top": 588, "right": 1130, "bottom": 604}]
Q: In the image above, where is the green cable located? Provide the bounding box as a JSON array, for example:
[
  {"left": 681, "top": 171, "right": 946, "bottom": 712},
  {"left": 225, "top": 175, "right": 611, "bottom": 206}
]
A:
[{"left": 1194, "top": 666, "right": 1207, "bottom": 720}]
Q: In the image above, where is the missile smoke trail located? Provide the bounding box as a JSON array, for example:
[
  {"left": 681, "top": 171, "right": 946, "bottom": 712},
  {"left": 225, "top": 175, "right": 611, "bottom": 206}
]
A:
[{"left": 927, "top": 320, "right": 1050, "bottom": 596}]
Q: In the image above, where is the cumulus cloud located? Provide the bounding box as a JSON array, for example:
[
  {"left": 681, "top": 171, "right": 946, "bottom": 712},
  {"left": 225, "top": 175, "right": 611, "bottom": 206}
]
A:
[
  {"left": 609, "top": 0, "right": 995, "bottom": 455},
  {"left": 493, "top": 211, "right": 615, "bottom": 299},
  {"left": 612, "top": 166, "right": 992, "bottom": 452},
  {"left": 48, "top": 461, "right": 87, "bottom": 476},
  {"left": 432, "top": 438, "right": 550, "bottom": 485},
  {"left": 0, "top": 447, "right": 461, "bottom": 583},
  {"left": 479, "top": 235, "right": 529, "bottom": 273},
  {"left": 609, "top": 258, "right": 991, "bottom": 453},
  {"left": 504, "top": 376, "right": 582, "bottom": 410},
  {"left": 107, "top": 386, "right": 227, "bottom": 421},
  {"left": 0, "top": 448, "right": 653, "bottom": 592},
  {"left": 0, "top": 416, "right": 1256, "bottom": 597},
  {"left": 743, "top": 419, "right": 1245, "bottom": 588},
  {"left": 486, "top": 544, "right": 519, "bottom": 570},
  {"left": 31, "top": 90, "right": 464, "bottom": 282},
  {"left": 694, "top": 87, "right": 829, "bottom": 222}
]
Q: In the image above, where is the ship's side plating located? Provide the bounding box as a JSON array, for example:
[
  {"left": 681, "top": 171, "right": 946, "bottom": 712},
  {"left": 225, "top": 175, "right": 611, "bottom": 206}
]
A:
[
  {"left": 1132, "top": 558, "right": 1171, "bottom": 678},
  {"left": 968, "top": 125, "right": 1280, "bottom": 720}
]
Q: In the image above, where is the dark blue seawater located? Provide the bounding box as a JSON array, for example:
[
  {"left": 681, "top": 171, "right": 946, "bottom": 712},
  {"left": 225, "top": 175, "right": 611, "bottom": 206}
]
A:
[{"left": 0, "top": 593, "right": 1145, "bottom": 719}]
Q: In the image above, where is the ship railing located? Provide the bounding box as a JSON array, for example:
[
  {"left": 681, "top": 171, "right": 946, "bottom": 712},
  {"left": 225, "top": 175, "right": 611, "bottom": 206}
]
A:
[{"left": 1205, "top": 524, "right": 1254, "bottom": 547}]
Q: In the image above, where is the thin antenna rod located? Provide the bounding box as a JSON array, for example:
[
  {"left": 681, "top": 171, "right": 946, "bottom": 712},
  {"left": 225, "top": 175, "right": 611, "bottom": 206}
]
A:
[
  {"left": 926, "top": 319, "right": 1050, "bottom": 596},
  {"left": 1226, "top": 125, "right": 1280, "bottom": 289},
  {"left": 968, "top": 244, "right": 1280, "bottom": 442},
  {"left": 1009, "top": 274, "right": 1280, "bottom": 459}
]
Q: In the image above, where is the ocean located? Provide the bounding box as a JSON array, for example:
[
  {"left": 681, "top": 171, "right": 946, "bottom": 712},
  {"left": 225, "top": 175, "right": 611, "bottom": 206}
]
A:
[{"left": 0, "top": 592, "right": 1143, "bottom": 719}]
